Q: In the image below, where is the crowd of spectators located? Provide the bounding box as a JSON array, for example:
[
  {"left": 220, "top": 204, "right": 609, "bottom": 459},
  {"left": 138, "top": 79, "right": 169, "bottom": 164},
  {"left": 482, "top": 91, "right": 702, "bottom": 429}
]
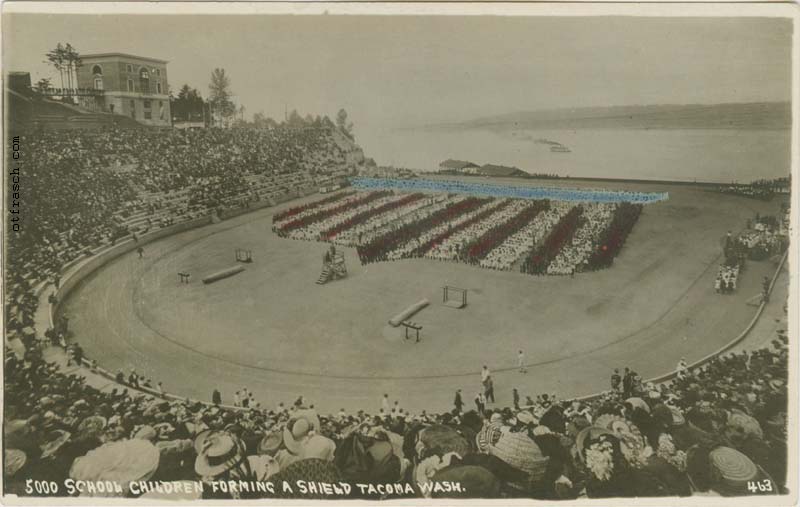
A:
[
  {"left": 6, "top": 126, "right": 358, "bottom": 353},
  {"left": 4, "top": 330, "right": 788, "bottom": 499},
  {"left": 714, "top": 177, "right": 790, "bottom": 201}
]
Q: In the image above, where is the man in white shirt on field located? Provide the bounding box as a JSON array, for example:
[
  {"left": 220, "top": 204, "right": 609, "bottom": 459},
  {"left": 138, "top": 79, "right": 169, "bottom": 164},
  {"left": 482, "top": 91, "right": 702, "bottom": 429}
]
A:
[{"left": 481, "top": 365, "right": 491, "bottom": 385}]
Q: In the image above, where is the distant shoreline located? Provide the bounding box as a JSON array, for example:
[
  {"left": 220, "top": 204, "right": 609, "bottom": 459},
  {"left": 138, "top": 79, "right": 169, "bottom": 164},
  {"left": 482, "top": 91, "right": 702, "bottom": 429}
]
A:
[
  {"left": 419, "top": 171, "right": 788, "bottom": 188},
  {"left": 410, "top": 101, "right": 792, "bottom": 132}
]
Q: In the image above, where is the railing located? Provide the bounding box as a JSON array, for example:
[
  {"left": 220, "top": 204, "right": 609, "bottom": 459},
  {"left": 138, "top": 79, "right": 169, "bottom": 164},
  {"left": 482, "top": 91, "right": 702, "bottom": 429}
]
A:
[{"left": 35, "top": 87, "right": 105, "bottom": 97}]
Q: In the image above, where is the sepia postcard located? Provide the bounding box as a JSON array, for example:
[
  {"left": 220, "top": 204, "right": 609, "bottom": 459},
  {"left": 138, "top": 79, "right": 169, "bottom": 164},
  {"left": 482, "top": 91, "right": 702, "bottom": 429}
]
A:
[{"left": 1, "top": 2, "right": 798, "bottom": 505}]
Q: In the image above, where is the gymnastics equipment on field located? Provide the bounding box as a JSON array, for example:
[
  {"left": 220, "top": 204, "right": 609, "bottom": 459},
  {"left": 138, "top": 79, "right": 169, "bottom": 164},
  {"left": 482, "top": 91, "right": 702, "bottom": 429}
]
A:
[
  {"left": 178, "top": 272, "right": 191, "bottom": 284},
  {"left": 389, "top": 299, "right": 429, "bottom": 327},
  {"left": 442, "top": 285, "right": 467, "bottom": 309},
  {"left": 235, "top": 249, "right": 253, "bottom": 263},
  {"left": 317, "top": 251, "right": 347, "bottom": 285},
  {"left": 202, "top": 265, "right": 245, "bottom": 284},
  {"left": 401, "top": 321, "right": 423, "bottom": 342}
]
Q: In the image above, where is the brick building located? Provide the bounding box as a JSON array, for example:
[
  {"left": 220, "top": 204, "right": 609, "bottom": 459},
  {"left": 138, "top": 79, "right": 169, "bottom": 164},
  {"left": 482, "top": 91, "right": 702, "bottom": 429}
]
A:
[{"left": 76, "top": 53, "right": 171, "bottom": 126}]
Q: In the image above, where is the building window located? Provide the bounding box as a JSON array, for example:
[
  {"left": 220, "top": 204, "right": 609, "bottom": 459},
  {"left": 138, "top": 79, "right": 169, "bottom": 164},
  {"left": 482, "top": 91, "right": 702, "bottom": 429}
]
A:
[
  {"left": 126, "top": 64, "right": 133, "bottom": 73},
  {"left": 144, "top": 111, "right": 152, "bottom": 120},
  {"left": 155, "top": 69, "right": 161, "bottom": 77},
  {"left": 143, "top": 100, "right": 151, "bottom": 108},
  {"left": 139, "top": 69, "right": 150, "bottom": 94},
  {"left": 127, "top": 79, "right": 134, "bottom": 92},
  {"left": 130, "top": 100, "right": 136, "bottom": 118},
  {"left": 92, "top": 65, "right": 102, "bottom": 75},
  {"left": 156, "top": 81, "right": 162, "bottom": 94},
  {"left": 93, "top": 77, "right": 103, "bottom": 90}
]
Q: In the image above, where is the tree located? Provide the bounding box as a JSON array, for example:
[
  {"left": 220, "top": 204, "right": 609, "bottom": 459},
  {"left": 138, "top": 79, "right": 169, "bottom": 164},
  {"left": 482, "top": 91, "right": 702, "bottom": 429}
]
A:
[
  {"left": 63, "top": 43, "right": 81, "bottom": 91},
  {"left": 34, "top": 78, "right": 52, "bottom": 93},
  {"left": 287, "top": 109, "right": 304, "bottom": 128},
  {"left": 171, "top": 84, "right": 206, "bottom": 122},
  {"left": 336, "top": 108, "right": 354, "bottom": 139},
  {"left": 208, "top": 68, "right": 236, "bottom": 126},
  {"left": 45, "top": 43, "right": 67, "bottom": 90}
]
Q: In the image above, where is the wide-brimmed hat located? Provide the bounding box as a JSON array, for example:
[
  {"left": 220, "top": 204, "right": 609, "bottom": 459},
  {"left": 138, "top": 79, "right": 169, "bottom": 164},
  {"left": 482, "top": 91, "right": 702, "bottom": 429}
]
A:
[
  {"left": 78, "top": 416, "right": 107, "bottom": 440},
  {"left": 258, "top": 430, "right": 284, "bottom": 455},
  {"left": 194, "top": 431, "right": 246, "bottom": 478},
  {"left": 133, "top": 425, "right": 157, "bottom": 442},
  {"left": 301, "top": 435, "right": 337, "bottom": 461},
  {"left": 708, "top": 446, "right": 765, "bottom": 496},
  {"left": 4, "top": 449, "right": 27, "bottom": 477},
  {"left": 5, "top": 420, "right": 28, "bottom": 441},
  {"left": 70, "top": 439, "right": 160, "bottom": 495},
  {"left": 283, "top": 418, "right": 313, "bottom": 455},
  {"left": 726, "top": 410, "right": 764, "bottom": 440},
  {"left": 486, "top": 431, "right": 549, "bottom": 481},
  {"left": 516, "top": 410, "right": 536, "bottom": 426},
  {"left": 418, "top": 424, "right": 471, "bottom": 458},
  {"left": 625, "top": 397, "right": 651, "bottom": 413},
  {"left": 40, "top": 430, "right": 72, "bottom": 459}
]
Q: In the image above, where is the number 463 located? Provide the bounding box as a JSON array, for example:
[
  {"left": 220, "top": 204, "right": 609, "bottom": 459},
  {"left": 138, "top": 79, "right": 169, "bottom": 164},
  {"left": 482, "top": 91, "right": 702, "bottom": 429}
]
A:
[{"left": 747, "top": 479, "right": 773, "bottom": 493}]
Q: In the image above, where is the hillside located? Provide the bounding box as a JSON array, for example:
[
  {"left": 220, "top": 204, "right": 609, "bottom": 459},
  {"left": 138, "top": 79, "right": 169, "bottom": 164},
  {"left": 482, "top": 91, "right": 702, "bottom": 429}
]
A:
[{"left": 434, "top": 102, "right": 791, "bottom": 131}]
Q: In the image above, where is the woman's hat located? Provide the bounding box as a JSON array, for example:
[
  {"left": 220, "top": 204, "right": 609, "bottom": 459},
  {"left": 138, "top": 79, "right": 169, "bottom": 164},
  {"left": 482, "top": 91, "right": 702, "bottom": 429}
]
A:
[
  {"left": 625, "top": 397, "right": 651, "bottom": 413},
  {"left": 194, "top": 431, "right": 246, "bottom": 478},
  {"left": 133, "top": 425, "right": 157, "bottom": 442},
  {"left": 708, "top": 446, "right": 763, "bottom": 495},
  {"left": 516, "top": 410, "right": 536, "bottom": 426},
  {"left": 70, "top": 439, "right": 160, "bottom": 496},
  {"left": 40, "top": 430, "right": 72, "bottom": 459},
  {"left": 486, "top": 431, "right": 549, "bottom": 481},
  {"left": 78, "top": 416, "right": 107, "bottom": 440},
  {"left": 283, "top": 418, "right": 313, "bottom": 455},
  {"left": 4, "top": 449, "right": 27, "bottom": 477},
  {"left": 258, "top": 430, "right": 284, "bottom": 455}
]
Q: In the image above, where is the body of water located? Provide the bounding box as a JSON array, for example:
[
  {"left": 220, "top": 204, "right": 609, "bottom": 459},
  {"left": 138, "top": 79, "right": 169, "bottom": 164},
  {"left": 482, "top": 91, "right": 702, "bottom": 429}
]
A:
[{"left": 357, "top": 126, "right": 791, "bottom": 183}]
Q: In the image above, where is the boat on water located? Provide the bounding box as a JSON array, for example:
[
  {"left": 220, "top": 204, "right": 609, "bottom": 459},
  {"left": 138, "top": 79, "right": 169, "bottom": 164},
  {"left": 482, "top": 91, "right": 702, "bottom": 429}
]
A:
[{"left": 550, "top": 145, "right": 571, "bottom": 153}]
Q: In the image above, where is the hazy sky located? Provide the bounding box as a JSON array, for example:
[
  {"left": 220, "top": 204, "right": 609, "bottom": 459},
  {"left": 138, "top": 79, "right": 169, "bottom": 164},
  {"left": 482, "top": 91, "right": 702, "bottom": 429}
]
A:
[{"left": 3, "top": 14, "right": 793, "bottom": 134}]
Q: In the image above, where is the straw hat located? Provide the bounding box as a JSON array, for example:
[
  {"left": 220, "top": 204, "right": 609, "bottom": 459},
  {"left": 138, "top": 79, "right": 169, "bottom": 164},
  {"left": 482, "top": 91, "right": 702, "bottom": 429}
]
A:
[
  {"left": 133, "top": 425, "right": 158, "bottom": 441},
  {"left": 486, "top": 431, "right": 549, "bottom": 481},
  {"left": 708, "top": 447, "right": 762, "bottom": 495},
  {"left": 78, "top": 415, "right": 107, "bottom": 439},
  {"left": 283, "top": 418, "right": 313, "bottom": 455},
  {"left": 40, "top": 430, "right": 72, "bottom": 459},
  {"left": 726, "top": 410, "right": 764, "bottom": 440},
  {"left": 418, "top": 425, "right": 471, "bottom": 458},
  {"left": 516, "top": 410, "right": 536, "bottom": 426},
  {"left": 4, "top": 449, "right": 27, "bottom": 477},
  {"left": 70, "top": 439, "right": 160, "bottom": 495},
  {"left": 300, "top": 435, "right": 337, "bottom": 461},
  {"left": 194, "top": 431, "right": 246, "bottom": 478},
  {"left": 258, "top": 430, "right": 284, "bottom": 456}
]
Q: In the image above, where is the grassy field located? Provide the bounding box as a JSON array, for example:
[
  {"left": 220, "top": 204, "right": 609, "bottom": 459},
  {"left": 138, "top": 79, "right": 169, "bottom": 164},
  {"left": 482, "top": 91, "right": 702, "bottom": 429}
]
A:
[{"left": 61, "top": 179, "right": 787, "bottom": 413}]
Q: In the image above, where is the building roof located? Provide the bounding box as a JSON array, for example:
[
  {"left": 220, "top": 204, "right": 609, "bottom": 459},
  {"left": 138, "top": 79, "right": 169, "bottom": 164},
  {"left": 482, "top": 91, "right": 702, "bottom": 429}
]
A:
[
  {"left": 80, "top": 53, "right": 168, "bottom": 64},
  {"left": 439, "top": 159, "right": 480, "bottom": 170}
]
